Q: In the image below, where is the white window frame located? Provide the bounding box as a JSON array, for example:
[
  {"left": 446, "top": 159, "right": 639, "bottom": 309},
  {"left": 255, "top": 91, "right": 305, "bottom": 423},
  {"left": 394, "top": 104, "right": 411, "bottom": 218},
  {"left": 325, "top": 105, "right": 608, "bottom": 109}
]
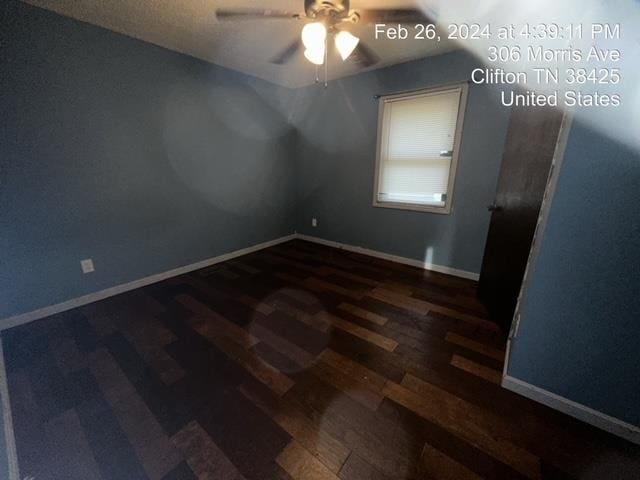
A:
[{"left": 372, "top": 83, "right": 469, "bottom": 214}]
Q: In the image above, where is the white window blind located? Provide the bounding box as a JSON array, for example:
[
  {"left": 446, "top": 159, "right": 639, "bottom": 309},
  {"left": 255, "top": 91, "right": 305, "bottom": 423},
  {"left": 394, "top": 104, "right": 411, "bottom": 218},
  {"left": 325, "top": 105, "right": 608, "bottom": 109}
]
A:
[{"left": 376, "top": 87, "right": 464, "bottom": 209}]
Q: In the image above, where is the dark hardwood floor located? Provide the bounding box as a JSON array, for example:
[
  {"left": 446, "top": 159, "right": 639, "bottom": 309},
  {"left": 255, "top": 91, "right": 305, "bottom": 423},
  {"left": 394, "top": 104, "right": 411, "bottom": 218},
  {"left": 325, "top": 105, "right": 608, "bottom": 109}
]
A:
[{"left": 3, "top": 240, "right": 639, "bottom": 479}]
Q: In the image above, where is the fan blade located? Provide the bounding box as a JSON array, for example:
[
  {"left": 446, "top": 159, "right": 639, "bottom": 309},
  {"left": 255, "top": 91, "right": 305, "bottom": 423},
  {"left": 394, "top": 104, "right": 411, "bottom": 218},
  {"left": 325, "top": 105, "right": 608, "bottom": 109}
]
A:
[
  {"left": 350, "top": 42, "right": 379, "bottom": 68},
  {"left": 357, "top": 9, "right": 430, "bottom": 24},
  {"left": 215, "top": 8, "right": 300, "bottom": 21},
  {"left": 270, "top": 39, "right": 302, "bottom": 65}
]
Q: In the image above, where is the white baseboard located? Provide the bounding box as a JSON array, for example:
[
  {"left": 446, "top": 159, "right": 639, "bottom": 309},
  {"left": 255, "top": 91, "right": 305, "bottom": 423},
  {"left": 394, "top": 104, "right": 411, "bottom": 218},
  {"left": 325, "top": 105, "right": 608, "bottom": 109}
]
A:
[
  {"left": 295, "top": 234, "right": 480, "bottom": 280},
  {"left": 0, "top": 232, "right": 477, "bottom": 331},
  {"left": 502, "top": 374, "right": 640, "bottom": 445},
  {"left": 0, "top": 234, "right": 296, "bottom": 331},
  {"left": 0, "top": 338, "right": 20, "bottom": 480}
]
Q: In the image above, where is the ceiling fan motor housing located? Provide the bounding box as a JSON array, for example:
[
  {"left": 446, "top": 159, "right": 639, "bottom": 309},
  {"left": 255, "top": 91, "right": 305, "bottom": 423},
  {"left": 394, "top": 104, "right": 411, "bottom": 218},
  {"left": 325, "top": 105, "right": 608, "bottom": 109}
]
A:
[{"left": 304, "top": 0, "right": 353, "bottom": 20}]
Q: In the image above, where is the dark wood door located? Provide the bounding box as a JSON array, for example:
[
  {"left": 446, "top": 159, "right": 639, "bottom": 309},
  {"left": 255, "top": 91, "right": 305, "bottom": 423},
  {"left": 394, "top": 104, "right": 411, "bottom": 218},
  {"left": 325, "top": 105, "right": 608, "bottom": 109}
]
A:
[{"left": 479, "top": 105, "right": 564, "bottom": 331}]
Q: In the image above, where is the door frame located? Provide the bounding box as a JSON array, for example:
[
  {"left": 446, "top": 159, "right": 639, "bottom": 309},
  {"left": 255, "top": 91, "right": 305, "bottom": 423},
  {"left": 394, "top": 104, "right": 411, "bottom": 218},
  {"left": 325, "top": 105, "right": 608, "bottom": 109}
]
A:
[
  {"left": 501, "top": 111, "right": 640, "bottom": 445},
  {"left": 502, "top": 110, "right": 573, "bottom": 373}
]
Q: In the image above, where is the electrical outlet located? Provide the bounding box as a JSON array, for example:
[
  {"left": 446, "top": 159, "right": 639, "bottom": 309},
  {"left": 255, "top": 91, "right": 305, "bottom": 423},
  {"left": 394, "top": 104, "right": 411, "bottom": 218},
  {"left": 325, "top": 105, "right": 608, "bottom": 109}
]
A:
[
  {"left": 312, "top": 218, "right": 317, "bottom": 227},
  {"left": 80, "top": 259, "right": 95, "bottom": 273}
]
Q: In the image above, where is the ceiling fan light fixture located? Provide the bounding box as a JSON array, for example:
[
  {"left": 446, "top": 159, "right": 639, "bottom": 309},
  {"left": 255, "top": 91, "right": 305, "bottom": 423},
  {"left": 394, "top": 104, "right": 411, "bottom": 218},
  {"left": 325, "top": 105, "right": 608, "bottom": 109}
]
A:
[
  {"left": 335, "top": 30, "right": 359, "bottom": 60},
  {"left": 301, "top": 22, "right": 326, "bottom": 50},
  {"left": 304, "top": 46, "right": 325, "bottom": 65}
]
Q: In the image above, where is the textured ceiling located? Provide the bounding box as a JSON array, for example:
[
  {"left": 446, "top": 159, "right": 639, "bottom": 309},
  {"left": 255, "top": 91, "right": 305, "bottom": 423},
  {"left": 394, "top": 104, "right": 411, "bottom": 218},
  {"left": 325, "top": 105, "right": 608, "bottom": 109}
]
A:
[{"left": 22, "top": 0, "right": 458, "bottom": 87}]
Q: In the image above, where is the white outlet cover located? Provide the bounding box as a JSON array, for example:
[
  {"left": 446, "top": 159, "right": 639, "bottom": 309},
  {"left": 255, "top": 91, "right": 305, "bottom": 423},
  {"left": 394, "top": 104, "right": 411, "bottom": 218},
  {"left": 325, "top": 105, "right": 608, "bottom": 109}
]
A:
[{"left": 81, "top": 259, "right": 95, "bottom": 273}]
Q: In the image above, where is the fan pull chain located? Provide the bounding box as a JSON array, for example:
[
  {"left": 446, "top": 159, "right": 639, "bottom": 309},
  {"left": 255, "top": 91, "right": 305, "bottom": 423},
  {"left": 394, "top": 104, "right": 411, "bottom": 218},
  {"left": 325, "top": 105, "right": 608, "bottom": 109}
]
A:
[
  {"left": 315, "top": 65, "right": 319, "bottom": 83},
  {"left": 324, "top": 36, "right": 328, "bottom": 88}
]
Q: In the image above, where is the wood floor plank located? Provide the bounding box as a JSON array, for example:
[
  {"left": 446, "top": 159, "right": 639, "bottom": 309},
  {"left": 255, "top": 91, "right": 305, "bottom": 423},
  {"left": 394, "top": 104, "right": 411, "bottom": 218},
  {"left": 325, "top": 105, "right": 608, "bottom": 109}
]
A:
[
  {"left": 265, "top": 295, "right": 330, "bottom": 333},
  {"left": 304, "top": 277, "right": 363, "bottom": 300},
  {"left": 178, "top": 294, "right": 259, "bottom": 348},
  {"left": 188, "top": 314, "right": 258, "bottom": 349},
  {"left": 367, "top": 287, "right": 430, "bottom": 315},
  {"left": 316, "top": 266, "right": 381, "bottom": 287},
  {"left": 270, "top": 290, "right": 323, "bottom": 316},
  {"left": 381, "top": 281, "right": 415, "bottom": 296},
  {"left": 252, "top": 341, "right": 304, "bottom": 375},
  {"left": 424, "top": 303, "right": 500, "bottom": 332},
  {"left": 309, "top": 360, "right": 384, "bottom": 411},
  {"left": 288, "top": 372, "right": 421, "bottom": 479},
  {"left": 263, "top": 252, "right": 316, "bottom": 273},
  {"left": 445, "top": 332, "right": 505, "bottom": 361},
  {"left": 338, "top": 453, "right": 391, "bottom": 480},
  {"left": 323, "top": 274, "right": 373, "bottom": 292},
  {"left": 88, "top": 348, "right": 138, "bottom": 404},
  {"left": 371, "top": 303, "right": 502, "bottom": 356},
  {"left": 211, "top": 334, "right": 295, "bottom": 396},
  {"left": 74, "top": 386, "right": 150, "bottom": 479},
  {"left": 327, "top": 329, "right": 406, "bottom": 384},
  {"left": 48, "top": 327, "right": 88, "bottom": 374},
  {"left": 411, "top": 286, "right": 490, "bottom": 318},
  {"left": 249, "top": 322, "right": 316, "bottom": 369},
  {"left": 377, "top": 397, "right": 531, "bottom": 480},
  {"left": 7, "top": 372, "right": 53, "bottom": 479},
  {"left": 125, "top": 335, "right": 186, "bottom": 386},
  {"left": 213, "top": 266, "right": 241, "bottom": 280},
  {"left": 275, "top": 271, "right": 310, "bottom": 284},
  {"left": 111, "top": 391, "right": 185, "bottom": 480},
  {"left": 337, "top": 303, "right": 387, "bottom": 326},
  {"left": 239, "top": 379, "right": 351, "bottom": 475},
  {"left": 89, "top": 348, "right": 183, "bottom": 479},
  {"left": 172, "top": 420, "right": 246, "bottom": 480},
  {"left": 237, "top": 293, "right": 275, "bottom": 316},
  {"left": 178, "top": 278, "right": 260, "bottom": 327},
  {"left": 176, "top": 296, "right": 294, "bottom": 395},
  {"left": 228, "top": 259, "right": 261, "bottom": 275},
  {"left": 125, "top": 314, "right": 177, "bottom": 347},
  {"left": 316, "top": 312, "right": 398, "bottom": 352},
  {"left": 123, "top": 319, "right": 185, "bottom": 386},
  {"left": 277, "top": 440, "right": 340, "bottom": 480},
  {"left": 420, "top": 443, "right": 484, "bottom": 480},
  {"left": 319, "top": 349, "right": 387, "bottom": 392},
  {"left": 280, "top": 287, "right": 322, "bottom": 306},
  {"left": 111, "top": 318, "right": 233, "bottom": 417},
  {"left": 332, "top": 310, "right": 503, "bottom": 373},
  {"left": 44, "top": 409, "right": 104, "bottom": 480},
  {"left": 451, "top": 354, "right": 502, "bottom": 384},
  {"left": 256, "top": 311, "right": 330, "bottom": 356},
  {"left": 191, "top": 379, "right": 291, "bottom": 479},
  {"left": 161, "top": 461, "right": 198, "bottom": 479},
  {"left": 86, "top": 312, "right": 118, "bottom": 338},
  {"left": 385, "top": 376, "right": 541, "bottom": 479},
  {"left": 275, "top": 412, "right": 350, "bottom": 476},
  {"left": 369, "top": 288, "right": 500, "bottom": 332}
]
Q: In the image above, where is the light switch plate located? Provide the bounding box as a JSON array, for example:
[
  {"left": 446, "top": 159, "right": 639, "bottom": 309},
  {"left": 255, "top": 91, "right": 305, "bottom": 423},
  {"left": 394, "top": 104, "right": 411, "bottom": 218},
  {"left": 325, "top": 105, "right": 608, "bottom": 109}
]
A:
[{"left": 312, "top": 218, "right": 317, "bottom": 227}]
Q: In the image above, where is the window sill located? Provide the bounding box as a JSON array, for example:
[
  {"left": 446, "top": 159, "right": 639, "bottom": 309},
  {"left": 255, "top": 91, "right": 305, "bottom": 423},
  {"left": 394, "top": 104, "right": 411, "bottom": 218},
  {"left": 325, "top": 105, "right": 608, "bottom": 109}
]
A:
[{"left": 372, "top": 200, "right": 452, "bottom": 215}]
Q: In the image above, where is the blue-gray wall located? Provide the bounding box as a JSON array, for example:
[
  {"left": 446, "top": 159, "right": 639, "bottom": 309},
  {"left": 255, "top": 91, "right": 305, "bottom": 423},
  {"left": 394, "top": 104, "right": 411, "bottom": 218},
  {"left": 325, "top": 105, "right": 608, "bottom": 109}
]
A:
[
  {"left": 507, "top": 118, "right": 640, "bottom": 427},
  {"left": 1, "top": 4, "right": 511, "bottom": 321},
  {"left": 0, "top": 1, "right": 296, "bottom": 319},
  {"left": 291, "top": 51, "right": 511, "bottom": 274}
]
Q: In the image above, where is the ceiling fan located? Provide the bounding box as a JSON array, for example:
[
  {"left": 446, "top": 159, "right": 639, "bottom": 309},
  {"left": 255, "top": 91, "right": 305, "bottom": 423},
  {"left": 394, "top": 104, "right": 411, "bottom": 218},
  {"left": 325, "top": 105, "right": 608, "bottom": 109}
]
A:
[{"left": 215, "top": 0, "right": 430, "bottom": 68}]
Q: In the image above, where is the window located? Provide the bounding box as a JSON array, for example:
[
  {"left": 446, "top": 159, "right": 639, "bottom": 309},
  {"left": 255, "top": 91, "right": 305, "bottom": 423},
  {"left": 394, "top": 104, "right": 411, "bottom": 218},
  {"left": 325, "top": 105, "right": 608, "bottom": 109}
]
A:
[{"left": 373, "top": 84, "right": 468, "bottom": 214}]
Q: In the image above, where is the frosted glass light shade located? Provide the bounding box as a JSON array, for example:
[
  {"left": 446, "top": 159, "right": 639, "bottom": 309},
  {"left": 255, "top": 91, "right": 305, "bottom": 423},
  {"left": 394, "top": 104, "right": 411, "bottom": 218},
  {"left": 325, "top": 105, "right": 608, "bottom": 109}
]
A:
[
  {"left": 301, "top": 22, "right": 326, "bottom": 50},
  {"left": 304, "top": 47, "right": 325, "bottom": 65},
  {"left": 335, "top": 30, "right": 359, "bottom": 60}
]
